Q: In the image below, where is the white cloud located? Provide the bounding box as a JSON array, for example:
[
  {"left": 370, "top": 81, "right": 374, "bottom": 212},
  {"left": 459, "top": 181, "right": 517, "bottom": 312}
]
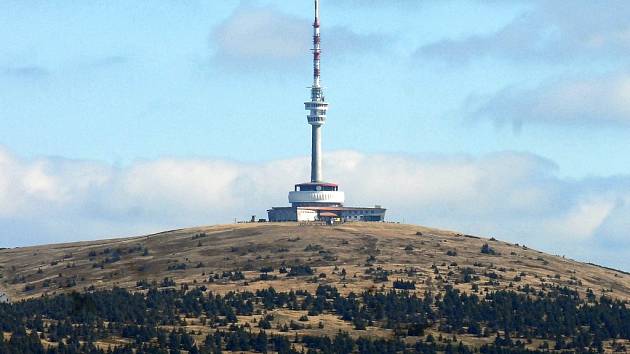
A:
[
  {"left": 412, "top": 1, "right": 630, "bottom": 128},
  {"left": 213, "top": 5, "right": 309, "bottom": 62},
  {"left": 544, "top": 199, "right": 617, "bottom": 241},
  {"left": 0, "top": 146, "right": 629, "bottom": 270},
  {"left": 469, "top": 72, "right": 630, "bottom": 127},
  {"left": 211, "top": 3, "right": 387, "bottom": 67},
  {"left": 418, "top": 1, "right": 630, "bottom": 63}
]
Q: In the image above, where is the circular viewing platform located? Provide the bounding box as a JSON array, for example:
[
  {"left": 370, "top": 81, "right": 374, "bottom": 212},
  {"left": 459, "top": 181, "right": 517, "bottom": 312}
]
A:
[{"left": 288, "top": 182, "right": 345, "bottom": 207}]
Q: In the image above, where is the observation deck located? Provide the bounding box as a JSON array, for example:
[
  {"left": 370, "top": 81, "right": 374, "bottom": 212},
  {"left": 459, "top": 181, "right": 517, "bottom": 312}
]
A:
[
  {"left": 305, "top": 99, "right": 328, "bottom": 126},
  {"left": 288, "top": 182, "right": 345, "bottom": 207}
]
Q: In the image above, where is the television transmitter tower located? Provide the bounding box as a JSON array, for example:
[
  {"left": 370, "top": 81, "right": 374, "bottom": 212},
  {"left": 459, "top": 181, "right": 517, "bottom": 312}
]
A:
[
  {"left": 305, "top": 0, "right": 328, "bottom": 183},
  {"left": 267, "top": 0, "right": 386, "bottom": 223}
]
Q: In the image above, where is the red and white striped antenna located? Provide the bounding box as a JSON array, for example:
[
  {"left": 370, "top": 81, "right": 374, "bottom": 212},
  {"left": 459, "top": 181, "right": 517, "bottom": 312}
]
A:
[{"left": 312, "top": 0, "right": 322, "bottom": 90}]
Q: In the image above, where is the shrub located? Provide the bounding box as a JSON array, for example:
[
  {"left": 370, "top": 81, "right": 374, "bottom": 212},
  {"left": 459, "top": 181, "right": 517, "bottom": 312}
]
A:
[
  {"left": 486, "top": 272, "right": 499, "bottom": 280},
  {"left": 221, "top": 271, "right": 245, "bottom": 281},
  {"left": 481, "top": 243, "right": 497, "bottom": 255},
  {"left": 259, "top": 319, "right": 272, "bottom": 329},
  {"left": 393, "top": 279, "right": 416, "bottom": 290},
  {"left": 192, "top": 233, "right": 207, "bottom": 240},
  {"left": 260, "top": 266, "right": 274, "bottom": 274},
  {"left": 353, "top": 317, "right": 367, "bottom": 330},
  {"left": 372, "top": 269, "right": 389, "bottom": 283},
  {"left": 461, "top": 267, "right": 475, "bottom": 283},
  {"left": 167, "top": 263, "right": 187, "bottom": 271},
  {"left": 304, "top": 244, "right": 323, "bottom": 252},
  {"left": 287, "top": 265, "right": 314, "bottom": 277},
  {"left": 160, "top": 277, "right": 176, "bottom": 287},
  {"left": 104, "top": 251, "right": 121, "bottom": 264},
  {"left": 260, "top": 273, "right": 277, "bottom": 281}
]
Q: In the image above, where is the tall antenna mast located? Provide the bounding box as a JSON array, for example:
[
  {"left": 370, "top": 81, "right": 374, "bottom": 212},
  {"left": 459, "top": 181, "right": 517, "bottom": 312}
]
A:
[
  {"left": 313, "top": 0, "right": 321, "bottom": 88},
  {"left": 305, "top": 0, "right": 328, "bottom": 183}
]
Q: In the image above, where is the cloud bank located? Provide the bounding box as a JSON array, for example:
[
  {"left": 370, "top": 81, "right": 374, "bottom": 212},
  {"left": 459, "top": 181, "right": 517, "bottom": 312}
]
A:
[
  {"left": 418, "top": 1, "right": 630, "bottom": 64},
  {"left": 211, "top": 3, "right": 386, "bottom": 68},
  {"left": 468, "top": 72, "right": 630, "bottom": 128},
  {"left": 415, "top": 1, "right": 630, "bottom": 128},
  {"left": 1, "top": 146, "right": 629, "bottom": 271}
]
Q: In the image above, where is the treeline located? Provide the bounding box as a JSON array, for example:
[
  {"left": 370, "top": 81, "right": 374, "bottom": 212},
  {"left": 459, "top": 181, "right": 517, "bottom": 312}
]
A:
[
  {"left": 0, "top": 325, "right": 551, "bottom": 354},
  {"left": 437, "top": 286, "right": 630, "bottom": 351},
  {"left": 0, "top": 282, "right": 628, "bottom": 353}
]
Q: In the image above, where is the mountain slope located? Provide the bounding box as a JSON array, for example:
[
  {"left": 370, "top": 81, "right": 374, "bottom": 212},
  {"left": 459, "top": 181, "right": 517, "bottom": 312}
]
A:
[
  {"left": 1, "top": 223, "right": 630, "bottom": 353},
  {"left": 1, "top": 222, "right": 628, "bottom": 303}
]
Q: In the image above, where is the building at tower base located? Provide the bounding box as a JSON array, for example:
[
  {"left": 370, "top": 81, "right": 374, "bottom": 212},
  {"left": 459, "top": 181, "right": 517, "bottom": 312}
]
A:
[
  {"left": 268, "top": 206, "right": 386, "bottom": 223},
  {"left": 267, "top": 181, "right": 386, "bottom": 223}
]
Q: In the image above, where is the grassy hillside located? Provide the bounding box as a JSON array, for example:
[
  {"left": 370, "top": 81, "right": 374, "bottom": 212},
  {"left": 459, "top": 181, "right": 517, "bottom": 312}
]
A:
[
  {"left": 1, "top": 222, "right": 628, "bottom": 302},
  {"left": 1, "top": 223, "right": 629, "bottom": 353}
]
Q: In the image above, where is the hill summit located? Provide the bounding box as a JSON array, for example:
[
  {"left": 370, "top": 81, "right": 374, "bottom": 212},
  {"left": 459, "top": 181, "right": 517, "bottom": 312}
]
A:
[
  {"left": 1, "top": 223, "right": 630, "bottom": 353},
  {"left": 1, "top": 222, "right": 628, "bottom": 302}
]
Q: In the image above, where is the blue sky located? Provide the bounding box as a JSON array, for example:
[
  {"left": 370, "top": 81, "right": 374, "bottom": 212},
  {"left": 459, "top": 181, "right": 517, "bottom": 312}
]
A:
[{"left": 1, "top": 1, "right": 630, "bottom": 270}]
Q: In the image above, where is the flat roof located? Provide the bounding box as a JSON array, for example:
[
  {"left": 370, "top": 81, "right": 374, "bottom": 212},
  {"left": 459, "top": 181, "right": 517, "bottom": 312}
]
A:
[
  {"left": 310, "top": 206, "right": 386, "bottom": 211},
  {"left": 268, "top": 206, "right": 386, "bottom": 212},
  {"left": 295, "top": 182, "right": 339, "bottom": 187}
]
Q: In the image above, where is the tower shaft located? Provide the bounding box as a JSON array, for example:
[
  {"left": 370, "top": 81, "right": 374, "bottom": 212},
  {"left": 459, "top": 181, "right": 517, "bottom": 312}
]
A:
[
  {"left": 311, "top": 125, "right": 322, "bottom": 182},
  {"left": 305, "top": 0, "right": 328, "bottom": 183}
]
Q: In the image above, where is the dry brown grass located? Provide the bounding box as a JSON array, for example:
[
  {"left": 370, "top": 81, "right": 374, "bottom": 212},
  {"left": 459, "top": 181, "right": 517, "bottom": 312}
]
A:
[{"left": 0, "top": 222, "right": 628, "bottom": 304}]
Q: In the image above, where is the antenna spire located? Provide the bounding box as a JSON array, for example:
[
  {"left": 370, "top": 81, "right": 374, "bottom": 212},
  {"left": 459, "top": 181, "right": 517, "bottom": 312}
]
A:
[{"left": 312, "top": 0, "right": 322, "bottom": 89}]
